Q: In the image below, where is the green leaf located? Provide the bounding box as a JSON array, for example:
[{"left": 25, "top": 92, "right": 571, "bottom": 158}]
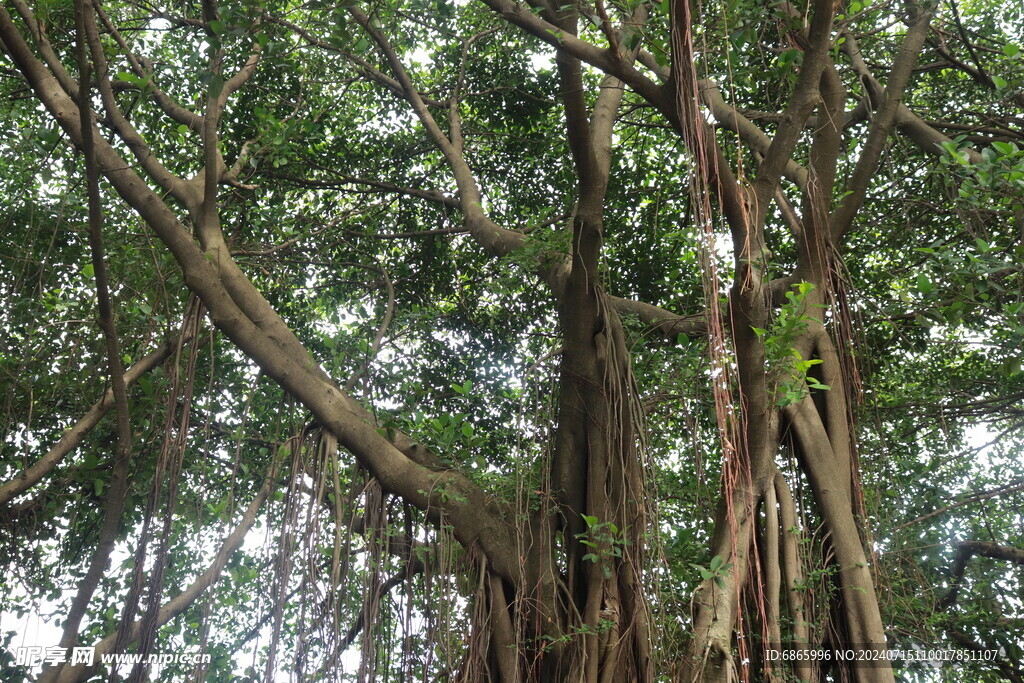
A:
[
  {"left": 208, "top": 73, "right": 224, "bottom": 99},
  {"left": 916, "top": 273, "right": 932, "bottom": 294},
  {"left": 113, "top": 71, "right": 147, "bottom": 86}
]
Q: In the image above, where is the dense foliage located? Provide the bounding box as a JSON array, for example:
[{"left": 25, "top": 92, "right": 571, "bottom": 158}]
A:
[{"left": 0, "top": 0, "right": 1022, "bottom": 679}]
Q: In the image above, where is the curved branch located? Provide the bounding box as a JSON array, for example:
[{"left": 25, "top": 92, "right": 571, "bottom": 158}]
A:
[
  {"left": 52, "top": 467, "right": 279, "bottom": 682},
  {"left": 0, "top": 7, "right": 521, "bottom": 586},
  {"left": 841, "top": 30, "right": 984, "bottom": 167},
  {"left": 749, "top": 0, "right": 836, "bottom": 228},
  {"left": 941, "top": 540, "right": 1024, "bottom": 611},
  {"left": 0, "top": 338, "right": 178, "bottom": 507},
  {"left": 830, "top": 8, "right": 934, "bottom": 242},
  {"left": 475, "top": 0, "right": 669, "bottom": 116},
  {"left": 91, "top": 1, "right": 204, "bottom": 131},
  {"left": 343, "top": 262, "right": 395, "bottom": 393},
  {"left": 7, "top": 0, "right": 78, "bottom": 96},
  {"left": 348, "top": 6, "right": 526, "bottom": 258},
  {"left": 896, "top": 478, "right": 1024, "bottom": 530},
  {"left": 261, "top": 172, "right": 462, "bottom": 208},
  {"left": 945, "top": 629, "right": 1024, "bottom": 683},
  {"left": 260, "top": 11, "right": 447, "bottom": 109},
  {"left": 79, "top": 2, "right": 190, "bottom": 202},
  {"left": 700, "top": 80, "right": 808, "bottom": 190},
  {"left": 607, "top": 296, "right": 708, "bottom": 338}
]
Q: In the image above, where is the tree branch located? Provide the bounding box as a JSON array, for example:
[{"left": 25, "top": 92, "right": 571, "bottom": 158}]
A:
[
  {"left": 91, "top": 1, "right": 204, "bottom": 131},
  {"left": 79, "top": 1, "right": 191, "bottom": 202},
  {"left": 896, "top": 478, "right": 1024, "bottom": 530},
  {"left": 750, "top": 0, "right": 836, "bottom": 229},
  {"left": 260, "top": 11, "right": 448, "bottom": 109},
  {"left": 841, "top": 30, "right": 984, "bottom": 166},
  {"left": 475, "top": 0, "right": 669, "bottom": 117},
  {"left": 700, "top": 80, "right": 808, "bottom": 190},
  {"left": 348, "top": 5, "right": 526, "bottom": 258},
  {"left": 830, "top": 7, "right": 933, "bottom": 242},
  {"left": 941, "top": 540, "right": 1024, "bottom": 611},
  {"left": 45, "top": 5, "right": 137, "bottom": 670},
  {"left": 52, "top": 466, "right": 279, "bottom": 682},
  {"left": 0, "top": 338, "right": 179, "bottom": 507},
  {"left": 0, "top": 6, "right": 522, "bottom": 585}
]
